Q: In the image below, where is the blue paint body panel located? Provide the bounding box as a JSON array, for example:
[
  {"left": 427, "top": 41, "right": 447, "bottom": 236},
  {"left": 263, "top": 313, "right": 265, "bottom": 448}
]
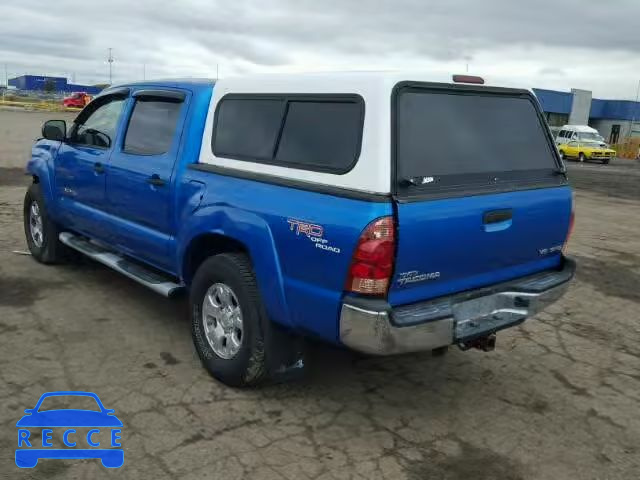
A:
[
  {"left": 27, "top": 78, "right": 573, "bottom": 347},
  {"left": 389, "top": 187, "right": 572, "bottom": 306}
]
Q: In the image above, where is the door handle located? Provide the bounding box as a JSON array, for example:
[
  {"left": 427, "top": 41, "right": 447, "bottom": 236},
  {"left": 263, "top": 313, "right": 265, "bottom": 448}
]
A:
[
  {"left": 483, "top": 209, "right": 513, "bottom": 232},
  {"left": 483, "top": 209, "right": 512, "bottom": 224},
  {"left": 94, "top": 162, "right": 105, "bottom": 174},
  {"left": 147, "top": 174, "right": 166, "bottom": 187}
]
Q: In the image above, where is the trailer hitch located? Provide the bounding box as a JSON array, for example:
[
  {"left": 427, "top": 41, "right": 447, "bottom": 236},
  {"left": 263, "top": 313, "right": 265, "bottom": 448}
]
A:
[{"left": 458, "top": 333, "right": 496, "bottom": 352}]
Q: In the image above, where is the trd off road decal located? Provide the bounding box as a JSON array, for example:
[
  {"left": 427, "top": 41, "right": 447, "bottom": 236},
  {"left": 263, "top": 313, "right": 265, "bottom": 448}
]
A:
[{"left": 287, "top": 218, "right": 341, "bottom": 254}]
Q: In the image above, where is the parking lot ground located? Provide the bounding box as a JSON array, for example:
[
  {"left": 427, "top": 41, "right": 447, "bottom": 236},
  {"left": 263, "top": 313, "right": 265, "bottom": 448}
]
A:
[{"left": 1, "top": 110, "right": 640, "bottom": 479}]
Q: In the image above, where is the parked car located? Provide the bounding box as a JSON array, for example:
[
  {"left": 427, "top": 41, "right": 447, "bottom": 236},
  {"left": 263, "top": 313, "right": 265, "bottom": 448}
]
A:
[
  {"left": 558, "top": 140, "right": 616, "bottom": 164},
  {"left": 556, "top": 124, "right": 606, "bottom": 146},
  {"left": 63, "top": 92, "right": 92, "bottom": 108},
  {"left": 24, "top": 73, "right": 575, "bottom": 387}
]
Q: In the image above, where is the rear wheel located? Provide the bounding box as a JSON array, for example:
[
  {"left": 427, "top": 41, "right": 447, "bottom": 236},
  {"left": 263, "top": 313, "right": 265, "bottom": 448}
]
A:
[
  {"left": 558, "top": 150, "right": 566, "bottom": 161},
  {"left": 578, "top": 152, "right": 586, "bottom": 163},
  {"left": 23, "top": 183, "right": 66, "bottom": 264},
  {"left": 191, "top": 253, "right": 268, "bottom": 387}
]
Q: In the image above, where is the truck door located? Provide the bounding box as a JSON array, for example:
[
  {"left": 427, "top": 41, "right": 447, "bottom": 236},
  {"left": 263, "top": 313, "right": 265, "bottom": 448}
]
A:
[
  {"left": 54, "top": 91, "right": 128, "bottom": 238},
  {"left": 105, "top": 89, "right": 187, "bottom": 270}
]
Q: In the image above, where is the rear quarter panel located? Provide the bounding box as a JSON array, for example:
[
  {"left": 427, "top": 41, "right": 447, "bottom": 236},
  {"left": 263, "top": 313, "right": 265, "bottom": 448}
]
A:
[{"left": 177, "top": 170, "right": 392, "bottom": 342}]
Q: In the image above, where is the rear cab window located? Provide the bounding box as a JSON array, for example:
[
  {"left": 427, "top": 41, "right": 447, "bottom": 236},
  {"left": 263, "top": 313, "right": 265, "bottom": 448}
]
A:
[
  {"left": 212, "top": 95, "right": 364, "bottom": 174},
  {"left": 124, "top": 97, "right": 183, "bottom": 155},
  {"left": 393, "top": 83, "right": 565, "bottom": 199}
]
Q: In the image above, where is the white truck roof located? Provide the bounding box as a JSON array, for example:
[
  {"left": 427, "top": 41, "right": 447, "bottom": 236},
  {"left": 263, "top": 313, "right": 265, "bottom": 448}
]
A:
[
  {"left": 560, "top": 125, "right": 598, "bottom": 133},
  {"left": 200, "top": 72, "right": 534, "bottom": 194}
]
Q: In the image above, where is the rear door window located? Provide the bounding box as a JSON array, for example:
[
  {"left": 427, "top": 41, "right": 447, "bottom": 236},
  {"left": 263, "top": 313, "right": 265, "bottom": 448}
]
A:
[
  {"left": 124, "top": 99, "right": 182, "bottom": 155},
  {"left": 395, "top": 86, "right": 560, "bottom": 195}
]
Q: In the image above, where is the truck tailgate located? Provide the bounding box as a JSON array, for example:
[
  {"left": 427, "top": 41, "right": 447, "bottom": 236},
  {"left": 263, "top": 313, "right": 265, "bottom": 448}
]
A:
[{"left": 388, "top": 186, "right": 572, "bottom": 306}]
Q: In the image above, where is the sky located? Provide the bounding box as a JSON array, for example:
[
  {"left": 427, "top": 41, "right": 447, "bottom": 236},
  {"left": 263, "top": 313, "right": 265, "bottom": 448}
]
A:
[{"left": 2, "top": 0, "right": 640, "bottom": 99}]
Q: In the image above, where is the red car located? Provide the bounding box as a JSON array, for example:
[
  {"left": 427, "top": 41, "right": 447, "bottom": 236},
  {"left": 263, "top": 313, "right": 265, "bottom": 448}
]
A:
[{"left": 63, "top": 92, "right": 91, "bottom": 108}]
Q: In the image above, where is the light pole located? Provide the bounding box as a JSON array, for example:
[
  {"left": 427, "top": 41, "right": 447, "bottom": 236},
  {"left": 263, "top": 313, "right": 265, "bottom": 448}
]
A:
[
  {"left": 630, "top": 79, "right": 640, "bottom": 139},
  {"left": 107, "top": 48, "right": 114, "bottom": 85}
]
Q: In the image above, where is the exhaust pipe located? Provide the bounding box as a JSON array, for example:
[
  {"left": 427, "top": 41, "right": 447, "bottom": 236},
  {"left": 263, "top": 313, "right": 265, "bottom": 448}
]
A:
[{"left": 458, "top": 333, "right": 496, "bottom": 352}]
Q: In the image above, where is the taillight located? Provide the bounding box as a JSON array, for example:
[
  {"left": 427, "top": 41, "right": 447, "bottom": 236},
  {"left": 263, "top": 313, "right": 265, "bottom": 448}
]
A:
[
  {"left": 345, "top": 216, "right": 395, "bottom": 296},
  {"left": 563, "top": 205, "right": 575, "bottom": 253},
  {"left": 452, "top": 74, "right": 485, "bottom": 84}
]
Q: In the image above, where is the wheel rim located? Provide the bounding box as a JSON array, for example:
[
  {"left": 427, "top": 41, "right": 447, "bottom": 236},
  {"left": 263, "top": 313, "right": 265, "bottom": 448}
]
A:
[
  {"left": 29, "top": 201, "right": 44, "bottom": 248},
  {"left": 202, "top": 283, "right": 244, "bottom": 359}
]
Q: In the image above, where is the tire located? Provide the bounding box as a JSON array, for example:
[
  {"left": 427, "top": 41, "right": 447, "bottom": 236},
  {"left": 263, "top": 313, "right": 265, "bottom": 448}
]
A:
[
  {"left": 558, "top": 150, "right": 565, "bottom": 161},
  {"left": 602, "top": 158, "right": 610, "bottom": 165},
  {"left": 578, "top": 152, "right": 586, "bottom": 163},
  {"left": 190, "top": 253, "right": 269, "bottom": 387},
  {"left": 23, "top": 182, "right": 66, "bottom": 264}
]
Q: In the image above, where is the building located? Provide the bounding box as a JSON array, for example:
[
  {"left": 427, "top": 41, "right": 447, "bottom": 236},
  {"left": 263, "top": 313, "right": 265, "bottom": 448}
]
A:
[
  {"left": 8, "top": 75, "right": 103, "bottom": 95},
  {"left": 534, "top": 88, "right": 640, "bottom": 144}
]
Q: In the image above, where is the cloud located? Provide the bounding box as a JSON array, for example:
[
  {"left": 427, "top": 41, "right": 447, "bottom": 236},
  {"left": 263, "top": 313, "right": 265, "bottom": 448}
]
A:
[{"left": 1, "top": 0, "right": 639, "bottom": 98}]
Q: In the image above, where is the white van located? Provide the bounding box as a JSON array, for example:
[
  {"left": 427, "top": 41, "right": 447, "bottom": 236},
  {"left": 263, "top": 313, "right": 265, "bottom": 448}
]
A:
[{"left": 556, "top": 125, "right": 606, "bottom": 146}]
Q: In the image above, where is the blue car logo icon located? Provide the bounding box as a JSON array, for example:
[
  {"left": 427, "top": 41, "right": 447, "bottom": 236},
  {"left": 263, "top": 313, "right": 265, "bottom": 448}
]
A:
[{"left": 15, "top": 391, "right": 123, "bottom": 468}]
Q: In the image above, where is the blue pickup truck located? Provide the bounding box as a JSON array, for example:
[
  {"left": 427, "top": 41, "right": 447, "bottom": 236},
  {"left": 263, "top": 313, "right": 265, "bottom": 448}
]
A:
[{"left": 24, "top": 73, "right": 575, "bottom": 386}]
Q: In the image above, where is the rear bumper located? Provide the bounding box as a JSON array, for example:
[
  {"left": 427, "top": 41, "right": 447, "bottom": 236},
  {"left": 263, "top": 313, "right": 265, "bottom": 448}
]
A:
[{"left": 339, "top": 257, "right": 575, "bottom": 355}]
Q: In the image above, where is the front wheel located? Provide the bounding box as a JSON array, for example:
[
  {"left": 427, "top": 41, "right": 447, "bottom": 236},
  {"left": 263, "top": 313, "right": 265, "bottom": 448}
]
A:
[
  {"left": 602, "top": 158, "right": 610, "bottom": 165},
  {"left": 23, "top": 183, "right": 66, "bottom": 264},
  {"left": 191, "top": 253, "right": 269, "bottom": 387},
  {"left": 578, "top": 152, "right": 586, "bottom": 163},
  {"left": 559, "top": 150, "right": 566, "bottom": 161}
]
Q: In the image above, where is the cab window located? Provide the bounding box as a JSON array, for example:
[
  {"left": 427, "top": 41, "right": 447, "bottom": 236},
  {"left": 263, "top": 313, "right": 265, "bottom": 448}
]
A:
[
  {"left": 71, "top": 97, "right": 126, "bottom": 149},
  {"left": 123, "top": 99, "right": 182, "bottom": 155}
]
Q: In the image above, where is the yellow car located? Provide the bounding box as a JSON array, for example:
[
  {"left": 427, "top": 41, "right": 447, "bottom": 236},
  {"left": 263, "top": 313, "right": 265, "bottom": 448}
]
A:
[{"left": 558, "top": 141, "right": 616, "bottom": 164}]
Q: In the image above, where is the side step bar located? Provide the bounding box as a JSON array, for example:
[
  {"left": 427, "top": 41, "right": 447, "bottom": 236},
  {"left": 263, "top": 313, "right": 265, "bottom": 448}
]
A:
[{"left": 59, "top": 232, "right": 185, "bottom": 297}]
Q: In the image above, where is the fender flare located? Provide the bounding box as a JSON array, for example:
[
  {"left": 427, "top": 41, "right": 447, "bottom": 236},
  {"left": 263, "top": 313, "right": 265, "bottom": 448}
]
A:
[
  {"left": 177, "top": 205, "right": 292, "bottom": 328},
  {"left": 26, "top": 141, "right": 61, "bottom": 218}
]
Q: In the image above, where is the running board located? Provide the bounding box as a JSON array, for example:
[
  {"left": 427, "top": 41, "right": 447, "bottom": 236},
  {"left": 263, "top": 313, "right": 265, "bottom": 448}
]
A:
[{"left": 59, "top": 232, "right": 184, "bottom": 297}]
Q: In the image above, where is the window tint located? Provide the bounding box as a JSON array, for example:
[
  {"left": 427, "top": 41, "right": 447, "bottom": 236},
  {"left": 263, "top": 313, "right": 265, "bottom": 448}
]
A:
[
  {"left": 396, "top": 90, "right": 557, "bottom": 185},
  {"left": 213, "top": 99, "right": 284, "bottom": 160},
  {"left": 124, "top": 99, "right": 182, "bottom": 155},
  {"left": 274, "top": 101, "right": 362, "bottom": 172},
  {"left": 559, "top": 130, "right": 566, "bottom": 137},
  {"left": 212, "top": 96, "right": 364, "bottom": 174},
  {"left": 73, "top": 98, "right": 125, "bottom": 148}
]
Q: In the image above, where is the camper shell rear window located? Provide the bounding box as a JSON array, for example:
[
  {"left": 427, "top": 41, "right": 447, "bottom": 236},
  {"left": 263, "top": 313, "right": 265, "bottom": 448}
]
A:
[{"left": 393, "top": 83, "right": 565, "bottom": 199}]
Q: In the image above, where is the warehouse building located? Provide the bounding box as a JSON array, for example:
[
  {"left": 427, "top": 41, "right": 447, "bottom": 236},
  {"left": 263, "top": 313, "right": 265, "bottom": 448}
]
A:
[
  {"left": 8, "top": 75, "right": 103, "bottom": 95},
  {"left": 534, "top": 88, "right": 640, "bottom": 144}
]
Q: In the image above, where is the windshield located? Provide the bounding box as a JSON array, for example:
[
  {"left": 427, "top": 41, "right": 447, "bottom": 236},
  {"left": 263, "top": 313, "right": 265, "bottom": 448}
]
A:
[
  {"left": 577, "top": 132, "right": 602, "bottom": 142},
  {"left": 395, "top": 87, "right": 558, "bottom": 191},
  {"left": 37, "top": 395, "right": 101, "bottom": 412}
]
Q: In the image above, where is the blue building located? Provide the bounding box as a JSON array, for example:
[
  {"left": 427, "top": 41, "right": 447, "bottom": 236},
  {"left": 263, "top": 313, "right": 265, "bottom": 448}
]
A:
[
  {"left": 534, "top": 88, "right": 640, "bottom": 144},
  {"left": 8, "top": 75, "right": 103, "bottom": 95}
]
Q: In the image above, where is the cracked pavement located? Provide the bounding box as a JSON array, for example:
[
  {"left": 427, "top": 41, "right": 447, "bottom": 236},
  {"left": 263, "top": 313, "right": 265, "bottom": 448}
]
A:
[{"left": 1, "top": 111, "right": 640, "bottom": 479}]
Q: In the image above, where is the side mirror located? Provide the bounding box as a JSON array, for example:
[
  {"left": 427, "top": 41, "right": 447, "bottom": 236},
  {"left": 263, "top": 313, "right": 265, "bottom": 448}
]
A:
[
  {"left": 42, "top": 120, "right": 67, "bottom": 142},
  {"left": 23, "top": 409, "right": 33, "bottom": 414}
]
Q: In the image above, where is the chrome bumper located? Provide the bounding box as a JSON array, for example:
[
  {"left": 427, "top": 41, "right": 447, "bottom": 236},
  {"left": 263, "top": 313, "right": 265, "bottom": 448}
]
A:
[{"left": 340, "top": 257, "right": 575, "bottom": 355}]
